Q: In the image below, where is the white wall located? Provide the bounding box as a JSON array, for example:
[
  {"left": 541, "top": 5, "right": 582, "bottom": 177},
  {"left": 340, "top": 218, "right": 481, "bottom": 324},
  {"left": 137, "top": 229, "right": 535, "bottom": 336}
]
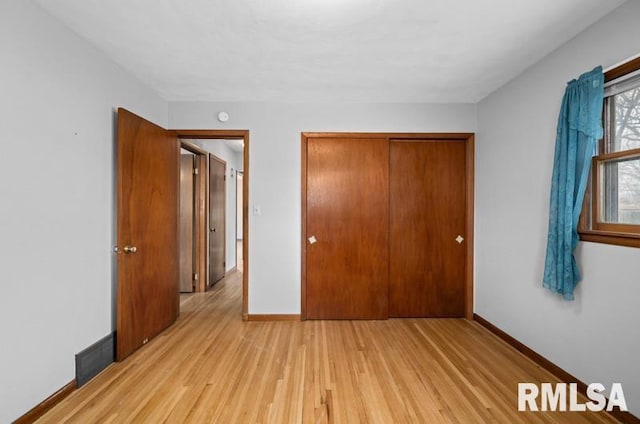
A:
[
  {"left": 170, "top": 102, "right": 477, "bottom": 314},
  {"left": 476, "top": 1, "right": 640, "bottom": 416},
  {"left": 0, "top": 1, "right": 167, "bottom": 422},
  {"left": 189, "top": 139, "right": 243, "bottom": 272},
  {"left": 10, "top": 0, "right": 635, "bottom": 420}
]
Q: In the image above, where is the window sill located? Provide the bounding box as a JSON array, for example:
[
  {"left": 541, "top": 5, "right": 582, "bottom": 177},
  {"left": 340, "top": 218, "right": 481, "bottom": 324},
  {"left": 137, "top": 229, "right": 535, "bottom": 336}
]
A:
[{"left": 579, "top": 229, "right": 640, "bottom": 248}]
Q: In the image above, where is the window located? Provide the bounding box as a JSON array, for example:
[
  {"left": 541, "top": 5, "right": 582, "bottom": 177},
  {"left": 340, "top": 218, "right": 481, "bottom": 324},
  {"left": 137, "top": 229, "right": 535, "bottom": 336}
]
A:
[{"left": 580, "top": 57, "right": 640, "bottom": 247}]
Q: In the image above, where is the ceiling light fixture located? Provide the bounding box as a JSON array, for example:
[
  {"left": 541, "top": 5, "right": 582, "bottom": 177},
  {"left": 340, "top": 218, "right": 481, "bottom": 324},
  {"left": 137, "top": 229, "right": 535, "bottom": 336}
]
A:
[{"left": 217, "top": 112, "right": 229, "bottom": 122}]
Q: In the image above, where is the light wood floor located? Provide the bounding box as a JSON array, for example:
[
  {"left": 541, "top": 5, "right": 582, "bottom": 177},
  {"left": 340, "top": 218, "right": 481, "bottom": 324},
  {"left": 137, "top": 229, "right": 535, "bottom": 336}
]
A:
[{"left": 37, "top": 271, "right": 620, "bottom": 424}]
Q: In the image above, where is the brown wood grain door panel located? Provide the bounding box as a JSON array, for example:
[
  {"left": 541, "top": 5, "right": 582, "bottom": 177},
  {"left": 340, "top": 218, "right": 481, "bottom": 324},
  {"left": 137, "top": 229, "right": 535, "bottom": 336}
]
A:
[
  {"left": 209, "top": 154, "right": 226, "bottom": 286},
  {"left": 306, "top": 137, "right": 389, "bottom": 319},
  {"left": 179, "top": 154, "right": 195, "bottom": 293},
  {"left": 116, "top": 108, "right": 180, "bottom": 361},
  {"left": 389, "top": 140, "right": 466, "bottom": 317}
]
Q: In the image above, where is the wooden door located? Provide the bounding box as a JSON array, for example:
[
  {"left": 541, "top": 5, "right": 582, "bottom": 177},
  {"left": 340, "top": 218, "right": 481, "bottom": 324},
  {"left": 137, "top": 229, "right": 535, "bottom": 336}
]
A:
[
  {"left": 209, "top": 154, "right": 226, "bottom": 286},
  {"left": 116, "top": 108, "right": 179, "bottom": 361},
  {"left": 389, "top": 140, "right": 466, "bottom": 317},
  {"left": 305, "top": 137, "right": 389, "bottom": 319},
  {"left": 179, "top": 154, "right": 195, "bottom": 293}
]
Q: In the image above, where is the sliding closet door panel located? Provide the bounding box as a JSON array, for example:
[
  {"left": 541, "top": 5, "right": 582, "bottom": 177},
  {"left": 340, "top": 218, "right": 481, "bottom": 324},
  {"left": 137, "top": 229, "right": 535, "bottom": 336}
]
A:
[
  {"left": 306, "top": 137, "right": 389, "bottom": 319},
  {"left": 389, "top": 140, "right": 466, "bottom": 317}
]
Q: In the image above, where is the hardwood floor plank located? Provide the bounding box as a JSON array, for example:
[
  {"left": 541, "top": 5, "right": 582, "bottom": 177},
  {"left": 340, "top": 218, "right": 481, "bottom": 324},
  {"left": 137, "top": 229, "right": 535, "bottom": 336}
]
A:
[{"left": 35, "top": 270, "right": 622, "bottom": 424}]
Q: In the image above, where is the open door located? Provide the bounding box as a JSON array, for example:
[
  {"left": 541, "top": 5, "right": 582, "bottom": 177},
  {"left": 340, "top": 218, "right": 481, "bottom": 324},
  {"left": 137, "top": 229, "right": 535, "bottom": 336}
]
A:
[
  {"left": 116, "top": 108, "right": 179, "bottom": 361},
  {"left": 209, "top": 153, "right": 226, "bottom": 286}
]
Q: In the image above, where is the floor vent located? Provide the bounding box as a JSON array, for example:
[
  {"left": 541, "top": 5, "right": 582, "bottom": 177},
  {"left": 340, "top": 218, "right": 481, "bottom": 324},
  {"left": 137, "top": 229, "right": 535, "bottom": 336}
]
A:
[{"left": 75, "top": 333, "right": 115, "bottom": 387}]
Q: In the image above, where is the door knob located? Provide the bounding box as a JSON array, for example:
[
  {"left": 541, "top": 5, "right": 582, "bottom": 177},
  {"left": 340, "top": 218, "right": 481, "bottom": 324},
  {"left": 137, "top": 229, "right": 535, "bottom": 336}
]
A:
[
  {"left": 123, "top": 246, "right": 137, "bottom": 253},
  {"left": 210, "top": 228, "right": 216, "bottom": 232}
]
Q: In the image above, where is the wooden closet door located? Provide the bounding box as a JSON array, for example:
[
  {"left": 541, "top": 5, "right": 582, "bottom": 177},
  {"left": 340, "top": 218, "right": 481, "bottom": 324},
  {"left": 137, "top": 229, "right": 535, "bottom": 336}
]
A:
[
  {"left": 305, "top": 137, "right": 389, "bottom": 319},
  {"left": 389, "top": 140, "right": 466, "bottom": 317}
]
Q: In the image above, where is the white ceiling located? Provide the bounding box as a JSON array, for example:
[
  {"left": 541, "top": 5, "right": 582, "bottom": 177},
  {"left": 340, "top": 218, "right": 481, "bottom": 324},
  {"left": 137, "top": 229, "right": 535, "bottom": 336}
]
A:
[{"left": 34, "top": 0, "right": 626, "bottom": 103}]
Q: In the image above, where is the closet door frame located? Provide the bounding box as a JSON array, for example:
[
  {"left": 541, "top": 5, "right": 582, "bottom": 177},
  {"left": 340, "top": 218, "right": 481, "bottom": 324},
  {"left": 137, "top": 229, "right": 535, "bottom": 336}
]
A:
[{"left": 300, "top": 132, "right": 475, "bottom": 320}]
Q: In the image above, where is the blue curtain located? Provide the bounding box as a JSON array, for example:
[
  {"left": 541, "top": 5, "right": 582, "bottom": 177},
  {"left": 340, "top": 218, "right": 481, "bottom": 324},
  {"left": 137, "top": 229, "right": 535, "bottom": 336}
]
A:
[{"left": 543, "top": 66, "right": 604, "bottom": 300}]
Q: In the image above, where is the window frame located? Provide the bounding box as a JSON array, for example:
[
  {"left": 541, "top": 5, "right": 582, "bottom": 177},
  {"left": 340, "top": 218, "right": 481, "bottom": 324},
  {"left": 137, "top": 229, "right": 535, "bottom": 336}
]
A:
[{"left": 579, "top": 56, "right": 640, "bottom": 248}]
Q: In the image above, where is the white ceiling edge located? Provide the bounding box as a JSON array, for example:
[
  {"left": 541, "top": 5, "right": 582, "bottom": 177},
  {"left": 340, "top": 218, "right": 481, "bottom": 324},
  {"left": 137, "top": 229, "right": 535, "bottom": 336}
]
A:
[{"left": 33, "top": 0, "right": 628, "bottom": 104}]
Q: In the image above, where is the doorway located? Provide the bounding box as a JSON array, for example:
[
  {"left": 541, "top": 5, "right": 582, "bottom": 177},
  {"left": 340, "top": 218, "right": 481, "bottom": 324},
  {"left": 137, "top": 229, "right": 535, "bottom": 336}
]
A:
[
  {"left": 177, "top": 139, "right": 246, "bottom": 305},
  {"left": 176, "top": 135, "right": 248, "bottom": 314},
  {"left": 115, "top": 108, "right": 250, "bottom": 361}
]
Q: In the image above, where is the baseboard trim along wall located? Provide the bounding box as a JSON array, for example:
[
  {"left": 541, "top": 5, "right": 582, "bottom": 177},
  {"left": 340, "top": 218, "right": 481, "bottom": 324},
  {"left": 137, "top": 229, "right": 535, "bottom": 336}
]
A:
[
  {"left": 474, "top": 314, "right": 640, "bottom": 424},
  {"left": 246, "top": 314, "right": 300, "bottom": 321},
  {"left": 14, "top": 332, "right": 116, "bottom": 423},
  {"left": 13, "top": 380, "right": 76, "bottom": 424}
]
